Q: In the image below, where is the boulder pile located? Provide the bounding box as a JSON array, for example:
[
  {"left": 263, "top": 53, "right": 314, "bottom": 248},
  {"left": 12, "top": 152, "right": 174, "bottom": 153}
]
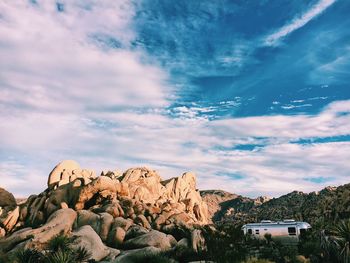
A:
[{"left": 0, "top": 160, "right": 209, "bottom": 262}]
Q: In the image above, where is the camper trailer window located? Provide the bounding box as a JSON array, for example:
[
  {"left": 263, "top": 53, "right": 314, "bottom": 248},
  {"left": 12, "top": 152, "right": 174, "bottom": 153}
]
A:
[
  {"left": 248, "top": 229, "right": 252, "bottom": 234},
  {"left": 288, "top": 227, "right": 296, "bottom": 235},
  {"left": 255, "top": 229, "right": 259, "bottom": 235}
]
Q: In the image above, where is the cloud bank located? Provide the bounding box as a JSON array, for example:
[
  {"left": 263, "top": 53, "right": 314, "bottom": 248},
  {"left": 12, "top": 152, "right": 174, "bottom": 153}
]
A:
[{"left": 1, "top": 1, "right": 349, "bottom": 199}]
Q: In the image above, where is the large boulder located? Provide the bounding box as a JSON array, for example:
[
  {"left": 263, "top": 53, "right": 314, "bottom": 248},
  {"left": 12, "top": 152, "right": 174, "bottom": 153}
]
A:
[
  {"left": 71, "top": 225, "right": 115, "bottom": 261},
  {"left": 47, "top": 160, "right": 81, "bottom": 188},
  {"left": 107, "top": 217, "right": 133, "bottom": 247},
  {"left": 76, "top": 210, "right": 101, "bottom": 234},
  {"left": 0, "top": 187, "right": 16, "bottom": 208},
  {"left": 113, "top": 246, "right": 162, "bottom": 263},
  {"left": 125, "top": 225, "right": 149, "bottom": 241},
  {"left": 99, "top": 212, "right": 114, "bottom": 242},
  {"left": 123, "top": 230, "right": 177, "bottom": 250},
  {"left": 108, "top": 226, "right": 126, "bottom": 248},
  {"left": 1, "top": 206, "right": 20, "bottom": 232},
  {"left": 0, "top": 208, "right": 77, "bottom": 252},
  {"left": 47, "top": 160, "right": 96, "bottom": 189}
]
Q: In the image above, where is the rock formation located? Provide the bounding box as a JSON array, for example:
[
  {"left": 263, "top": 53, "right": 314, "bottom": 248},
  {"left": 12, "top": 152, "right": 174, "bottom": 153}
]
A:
[{"left": 0, "top": 160, "right": 209, "bottom": 262}]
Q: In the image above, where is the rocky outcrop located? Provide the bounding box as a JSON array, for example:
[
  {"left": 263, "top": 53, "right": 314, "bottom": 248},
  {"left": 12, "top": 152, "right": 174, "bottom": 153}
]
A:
[
  {"left": 0, "top": 161, "right": 210, "bottom": 262},
  {"left": 202, "top": 183, "right": 350, "bottom": 227},
  {"left": 200, "top": 190, "right": 239, "bottom": 223}
]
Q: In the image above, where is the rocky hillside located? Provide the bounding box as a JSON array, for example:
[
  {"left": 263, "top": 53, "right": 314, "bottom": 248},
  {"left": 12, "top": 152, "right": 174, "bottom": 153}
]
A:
[
  {"left": 0, "top": 160, "right": 208, "bottom": 262},
  {"left": 202, "top": 184, "right": 350, "bottom": 228}
]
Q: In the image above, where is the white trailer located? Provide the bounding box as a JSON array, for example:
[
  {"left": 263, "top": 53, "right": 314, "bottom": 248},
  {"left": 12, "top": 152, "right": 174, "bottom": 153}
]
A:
[{"left": 241, "top": 220, "right": 311, "bottom": 243}]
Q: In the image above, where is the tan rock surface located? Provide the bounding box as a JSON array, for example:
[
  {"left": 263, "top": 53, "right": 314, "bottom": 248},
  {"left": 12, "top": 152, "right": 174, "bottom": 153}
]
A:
[
  {"left": 123, "top": 230, "right": 177, "bottom": 250},
  {"left": 113, "top": 246, "right": 161, "bottom": 263},
  {"left": 0, "top": 208, "right": 77, "bottom": 252},
  {"left": 2, "top": 206, "right": 19, "bottom": 232},
  {"left": 47, "top": 160, "right": 81, "bottom": 188},
  {"left": 72, "top": 225, "right": 114, "bottom": 261},
  {"left": 121, "top": 167, "right": 165, "bottom": 204}
]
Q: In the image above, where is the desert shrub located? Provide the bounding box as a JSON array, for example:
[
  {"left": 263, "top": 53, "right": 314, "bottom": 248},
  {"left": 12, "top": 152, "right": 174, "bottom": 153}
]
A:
[
  {"left": 259, "top": 239, "right": 299, "bottom": 263},
  {"left": 163, "top": 245, "right": 201, "bottom": 262},
  {"left": 202, "top": 223, "right": 248, "bottom": 263}
]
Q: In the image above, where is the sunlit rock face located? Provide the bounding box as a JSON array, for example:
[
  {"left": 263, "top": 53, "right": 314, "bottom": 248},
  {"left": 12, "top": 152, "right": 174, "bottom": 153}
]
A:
[{"left": 0, "top": 160, "right": 209, "bottom": 259}]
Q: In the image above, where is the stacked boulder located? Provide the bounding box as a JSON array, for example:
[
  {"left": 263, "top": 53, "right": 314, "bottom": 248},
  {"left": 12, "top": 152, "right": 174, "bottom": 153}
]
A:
[
  {"left": 0, "top": 160, "right": 209, "bottom": 262},
  {"left": 0, "top": 187, "right": 17, "bottom": 237}
]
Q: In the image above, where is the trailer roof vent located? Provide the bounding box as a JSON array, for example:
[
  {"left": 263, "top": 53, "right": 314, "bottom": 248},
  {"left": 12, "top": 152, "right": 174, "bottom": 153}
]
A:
[
  {"left": 283, "top": 219, "right": 295, "bottom": 222},
  {"left": 261, "top": 220, "right": 272, "bottom": 223}
]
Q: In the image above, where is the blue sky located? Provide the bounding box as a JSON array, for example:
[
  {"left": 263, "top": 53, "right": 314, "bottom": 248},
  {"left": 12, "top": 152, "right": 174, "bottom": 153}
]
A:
[{"left": 0, "top": 0, "right": 350, "bottom": 197}]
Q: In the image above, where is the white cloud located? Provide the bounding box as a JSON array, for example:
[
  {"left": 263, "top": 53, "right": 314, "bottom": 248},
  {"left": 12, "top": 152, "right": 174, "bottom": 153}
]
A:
[
  {"left": 264, "top": 0, "right": 336, "bottom": 46},
  {"left": 1, "top": 99, "right": 350, "bottom": 197},
  {"left": 0, "top": 0, "right": 171, "bottom": 112},
  {"left": 211, "top": 100, "right": 350, "bottom": 139}
]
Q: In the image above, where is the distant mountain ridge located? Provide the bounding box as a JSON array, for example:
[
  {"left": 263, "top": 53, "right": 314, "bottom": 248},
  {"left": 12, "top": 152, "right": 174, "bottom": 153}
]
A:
[{"left": 201, "top": 183, "right": 350, "bottom": 227}]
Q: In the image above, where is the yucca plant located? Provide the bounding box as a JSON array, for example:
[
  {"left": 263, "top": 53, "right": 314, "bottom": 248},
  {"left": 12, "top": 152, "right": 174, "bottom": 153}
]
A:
[
  {"left": 45, "top": 234, "right": 93, "bottom": 263},
  {"left": 47, "top": 234, "right": 73, "bottom": 252},
  {"left": 12, "top": 248, "right": 43, "bottom": 263},
  {"left": 330, "top": 220, "right": 350, "bottom": 263},
  {"left": 45, "top": 249, "right": 74, "bottom": 263},
  {"left": 72, "top": 246, "right": 92, "bottom": 262}
]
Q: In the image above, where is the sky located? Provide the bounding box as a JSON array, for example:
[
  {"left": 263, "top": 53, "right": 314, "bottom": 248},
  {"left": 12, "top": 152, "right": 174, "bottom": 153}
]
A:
[{"left": 1, "top": 0, "right": 350, "bottom": 198}]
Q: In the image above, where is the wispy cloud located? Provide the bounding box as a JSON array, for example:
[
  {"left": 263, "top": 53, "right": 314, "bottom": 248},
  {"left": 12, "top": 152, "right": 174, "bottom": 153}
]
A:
[{"left": 264, "top": 0, "right": 336, "bottom": 46}]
